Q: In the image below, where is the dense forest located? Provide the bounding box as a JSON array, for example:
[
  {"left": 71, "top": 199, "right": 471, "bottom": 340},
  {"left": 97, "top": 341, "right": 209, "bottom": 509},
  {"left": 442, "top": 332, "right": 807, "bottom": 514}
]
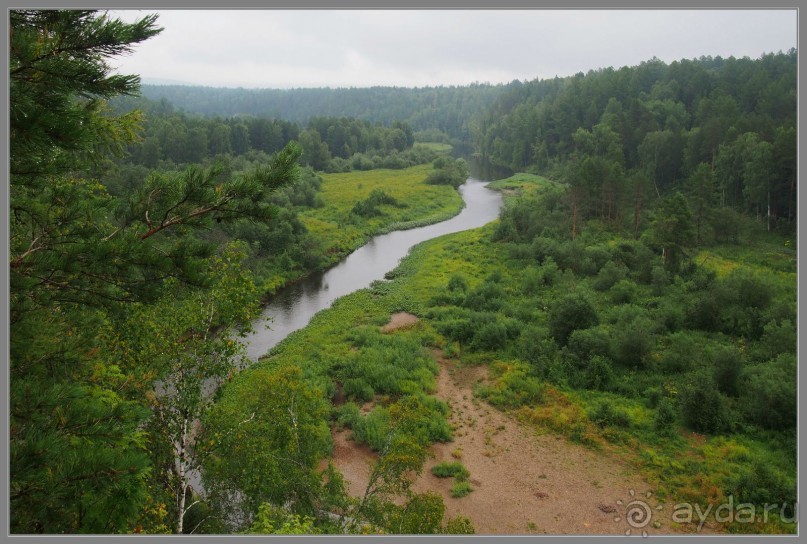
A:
[
  {"left": 134, "top": 82, "right": 507, "bottom": 142},
  {"left": 472, "top": 52, "right": 797, "bottom": 234},
  {"left": 9, "top": 8, "right": 797, "bottom": 536}
]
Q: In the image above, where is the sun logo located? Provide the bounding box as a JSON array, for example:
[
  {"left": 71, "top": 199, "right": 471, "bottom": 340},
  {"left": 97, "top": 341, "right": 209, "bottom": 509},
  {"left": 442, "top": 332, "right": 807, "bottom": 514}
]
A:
[{"left": 614, "top": 489, "right": 664, "bottom": 537}]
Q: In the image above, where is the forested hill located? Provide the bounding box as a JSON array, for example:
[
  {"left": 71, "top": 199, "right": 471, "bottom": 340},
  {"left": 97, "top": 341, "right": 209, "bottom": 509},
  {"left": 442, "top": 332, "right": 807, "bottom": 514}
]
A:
[
  {"left": 135, "top": 83, "right": 509, "bottom": 140},
  {"left": 472, "top": 51, "right": 797, "bottom": 230}
]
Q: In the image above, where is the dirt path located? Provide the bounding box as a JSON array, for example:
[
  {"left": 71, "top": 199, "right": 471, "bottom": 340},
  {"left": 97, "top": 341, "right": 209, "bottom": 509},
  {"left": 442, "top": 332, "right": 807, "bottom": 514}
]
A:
[{"left": 330, "top": 354, "right": 678, "bottom": 535}]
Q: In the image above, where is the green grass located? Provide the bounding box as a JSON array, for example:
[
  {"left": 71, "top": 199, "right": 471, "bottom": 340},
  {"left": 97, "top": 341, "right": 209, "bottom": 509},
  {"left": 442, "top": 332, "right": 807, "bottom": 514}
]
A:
[
  {"left": 486, "top": 173, "right": 564, "bottom": 200},
  {"left": 450, "top": 480, "right": 473, "bottom": 498},
  {"left": 431, "top": 461, "right": 470, "bottom": 480},
  {"left": 414, "top": 142, "right": 453, "bottom": 154},
  {"left": 300, "top": 164, "right": 464, "bottom": 263}
]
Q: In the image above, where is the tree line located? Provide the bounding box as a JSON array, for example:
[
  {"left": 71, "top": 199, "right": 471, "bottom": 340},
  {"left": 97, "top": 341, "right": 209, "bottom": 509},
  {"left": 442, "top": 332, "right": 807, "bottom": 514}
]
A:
[
  {"left": 134, "top": 82, "right": 507, "bottom": 142},
  {"left": 110, "top": 94, "right": 428, "bottom": 172},
  {"left": 471, "top": 52, "right": 797, "bottom": 234}
]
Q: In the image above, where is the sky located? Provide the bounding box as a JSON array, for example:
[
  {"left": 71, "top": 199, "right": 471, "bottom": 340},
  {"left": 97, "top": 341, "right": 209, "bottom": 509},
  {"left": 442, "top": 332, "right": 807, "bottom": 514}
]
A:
[{"left": 109, "top": 10, "right": 798, "bottom": 89}]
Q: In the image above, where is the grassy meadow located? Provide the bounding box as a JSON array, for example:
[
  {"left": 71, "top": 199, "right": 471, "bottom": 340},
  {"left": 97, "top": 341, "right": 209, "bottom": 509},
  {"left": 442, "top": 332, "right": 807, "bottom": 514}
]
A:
[{"left": 301, "top": 164, "right": 464, "bottom": 262}]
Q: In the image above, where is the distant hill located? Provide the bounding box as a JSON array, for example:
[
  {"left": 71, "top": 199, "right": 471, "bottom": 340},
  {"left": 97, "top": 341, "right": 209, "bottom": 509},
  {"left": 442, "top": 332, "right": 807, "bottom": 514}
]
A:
[
  {"left": 136, "top": 83, "right": 511, "bottom": 139},
  {"left": 140, "top": 77, "right": 197, "bottom": 86}
]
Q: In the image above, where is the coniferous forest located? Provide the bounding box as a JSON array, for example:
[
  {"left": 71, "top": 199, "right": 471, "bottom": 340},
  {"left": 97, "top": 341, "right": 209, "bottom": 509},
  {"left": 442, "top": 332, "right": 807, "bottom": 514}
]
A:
[{"left": 9, "top": 9, "right": 797, "bottom": 535}]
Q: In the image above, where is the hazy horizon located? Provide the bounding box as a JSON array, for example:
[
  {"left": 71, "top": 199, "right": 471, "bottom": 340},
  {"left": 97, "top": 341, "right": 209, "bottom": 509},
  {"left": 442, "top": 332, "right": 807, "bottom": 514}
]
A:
[{"left": 112, "top": 10, "right": 797, "bottom": 90}]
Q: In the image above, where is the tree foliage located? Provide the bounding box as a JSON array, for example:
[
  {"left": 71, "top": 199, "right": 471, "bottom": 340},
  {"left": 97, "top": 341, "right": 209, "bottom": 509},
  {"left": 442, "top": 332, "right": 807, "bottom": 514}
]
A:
[{"left": 10, "top": 10, "right": 302, "bottom": 534}]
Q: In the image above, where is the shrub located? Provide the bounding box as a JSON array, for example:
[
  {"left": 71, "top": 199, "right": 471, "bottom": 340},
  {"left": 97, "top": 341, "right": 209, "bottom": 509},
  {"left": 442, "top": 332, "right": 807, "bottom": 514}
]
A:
[
  {"left": 679, "top": 372, "right": 730, "bottom": 434},
  {"left": 442, "top": 516, "right": 475, "bottom": 534},
  {"left": 431, "top": 461, "right": 470, "bottom": 480},
  {"left": 609, "top": 279, "right": 637, "bottom": 304},
  {"left": 650, "top": 265, "right": 668, "bottom": 295},
  {"left": 726, "top": 460, "right": 796, "bottom": 515},
  {"left": 659, "top": 332, "right": 700, "bottom": 374},
  {"left": 756, "top": 319, "right": 797, "bottom": 361},
  {"left": 588, "top": 400, "right": 631, "bottom": 429},
  {"left": 610, "top": 319, "right": 654, "bottom": 368},
  {"left": 463, "top": 281, "right": 506, "bottom": 312},
  {"left": 567, "top": 327, "right": 611, "bottom": 363},
  {"left": 351, "top": 407, "right": 390, "bottom": 451},
  {"left": 583, "top": 245, "right": 612, "bottom": 274},
  {"left": 711, "top": 345, "right": 743, "bottom": 397},
  {"left": 351, "top": 188, "right": 404, "bottom": 218},
  {"left": 343, "top": 378, "right": 374, "bottom": 402},
  {"left": 530, "top": 236, "right": 560, "bottom": 264},
  {"left": 450, "top": 481, "right": 473, "bottom": 498},
  {"left": 583, "top": 355, "right": 615, "bottom": 391},
  {"left": 548, "top": 293, "right": 599, "bottom": 346},
  {"left": 335, "top": 402, "right": 361, "bottom": 428},
  {"left": 539, "top": 257, "right": 561, "bottom": 286},
  {"left": 477, "top": 362, "right": 545, "bottom": 408},
  {"left": 653, "top": 397, "right": 678, "bottom": 436},
  {"left": 447, "top": 273, "right": 469, "bottom": 293},
  {"left": 655, "top": 297, "right": 687, "bottom": 332},
  {"left": 517, "top": 327, "right": 556, "bottom": 377},
  {"left": 738, "top": 354, "right": 796, "bottom": 431},
  {"left": 470, "top": 321, "right": 509, "bottom": 351},
  {"left": 593, "top": 261, "right": 625, "bottom": 291}
]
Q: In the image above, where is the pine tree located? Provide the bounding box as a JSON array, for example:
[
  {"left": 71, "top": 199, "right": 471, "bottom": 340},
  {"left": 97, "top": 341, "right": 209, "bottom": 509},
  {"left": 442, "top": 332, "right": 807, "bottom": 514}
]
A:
[{"left": 10, "top": 10, "right": 302, "bottom": 533}]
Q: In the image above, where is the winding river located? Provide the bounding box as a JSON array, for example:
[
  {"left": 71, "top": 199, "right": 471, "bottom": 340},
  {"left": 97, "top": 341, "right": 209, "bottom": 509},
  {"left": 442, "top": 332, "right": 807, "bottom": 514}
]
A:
[{"left": 241, "top": 178, "right": 503, "bottom": 361}]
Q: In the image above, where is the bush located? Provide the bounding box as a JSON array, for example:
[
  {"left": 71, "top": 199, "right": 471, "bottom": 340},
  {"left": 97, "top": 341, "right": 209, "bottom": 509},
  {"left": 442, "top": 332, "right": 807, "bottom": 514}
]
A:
[
  {"left": 548, "top": 293, "right": 599, "bottom": 346},
  {"left": 351, "top": 407, "right": 390, "bottom": 451},
  {"left": 609, "top": 279, "right": 637, "bottom": 304},
  {"left": 351, "top": 188, "right": 404, "bottom": 218},
  {"left": 583, "top": 355, "right": 615, "bottom": 391},
  {"left": 738, "top": 354, "right": 796, "bottom": 431},
  {"left": 470, "top": 321, "right": 509, "bottom": 351},
  {"left": 343, "top": 378, "right": 374, "bottom": 402},
  {"left": 442, "top": 516, "right": 475, "bottom": 534},
  {"left": 463, "top": 281, "right": 506, "bottom": 312},
  {"left": 679, "top": 372, "right": 730, "bottom": 434},
  {"left": 517, "top": 327, "right": 557, "bottom": 377},
  {"left": 593, "top": 261, "right": 625, "bottom": 291},
  {"left": 447, "top": 273, "right": 469, "bottom": 293},
  {"left": 653, "top": 397, "right": 678, "bottom": 436},
  {"left": 431, "top": 461, "right": 470, "bottom": 480},
  {"left": 450, "top": 480, "right": 473, "bottom": 498},
  {"left": 567, "top": 327, "right": 611, "bottom": 363},
  {"left": 756, "top": 319, "right": 797, "bottom": 360},
  {"left": 610, "top": 319, "right": 654, "bottom": 369},
  {"left": 726, "top": 460, "right": 796, "bottom": 515},
  {"left": 711, "top": 345, "right": 743, "bottom": 397},
  {"left": 335, "top": 402, "right": 361, "bottom": 428},
  {"left": 654, "top": 297, "right": 687, "bottom": 332},
  {"left": 477, "top": 362, "right": 545, "bottom": 408},
  {"left": 539, "top": 257, "right": 561, "bottom": 286},
  {"left": 659, "top": 332, "right": 700, "bottom": 374},
  {"left": 650, "top": 265, "right": 668, "bottom": 295},
  {"left": 588, "top": 400, "right": 631, "bottom": 429}
]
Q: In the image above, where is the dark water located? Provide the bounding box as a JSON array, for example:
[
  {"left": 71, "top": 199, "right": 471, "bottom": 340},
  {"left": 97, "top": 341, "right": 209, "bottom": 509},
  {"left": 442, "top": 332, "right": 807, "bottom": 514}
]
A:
[{"left": 241, "top": 178, "right": 503, "bottom": 361}]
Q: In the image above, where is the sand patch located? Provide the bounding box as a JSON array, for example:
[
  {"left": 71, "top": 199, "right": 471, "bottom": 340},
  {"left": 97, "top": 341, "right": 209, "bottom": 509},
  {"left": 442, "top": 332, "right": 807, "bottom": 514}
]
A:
[
  {"left": 381, "top": 312, "right": 420, "bottom": 332},
  {"left": 329, "top": 353, "right": 685, "bottom": 535}
]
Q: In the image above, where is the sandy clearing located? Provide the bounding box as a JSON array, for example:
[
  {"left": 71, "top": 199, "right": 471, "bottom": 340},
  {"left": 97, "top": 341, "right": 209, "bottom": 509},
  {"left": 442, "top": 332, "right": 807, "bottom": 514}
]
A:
[
  {"left": 329, "top": 353, "right": 683, "bottom": 535},
  {"left": 381, "top": 312, "right": 420, "bottom": 333}
]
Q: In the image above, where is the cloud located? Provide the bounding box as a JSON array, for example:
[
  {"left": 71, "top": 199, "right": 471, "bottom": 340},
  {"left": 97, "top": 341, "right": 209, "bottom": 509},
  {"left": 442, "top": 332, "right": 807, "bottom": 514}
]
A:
[{"left": 109, "top": 9, "right": 797, "bottom": 89}]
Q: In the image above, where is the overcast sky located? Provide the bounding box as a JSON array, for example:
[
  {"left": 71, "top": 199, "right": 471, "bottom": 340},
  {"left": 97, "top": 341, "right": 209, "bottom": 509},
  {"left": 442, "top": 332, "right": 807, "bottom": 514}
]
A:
[{"left": 110, "top": 10, "right": 797, "bottom": 89}]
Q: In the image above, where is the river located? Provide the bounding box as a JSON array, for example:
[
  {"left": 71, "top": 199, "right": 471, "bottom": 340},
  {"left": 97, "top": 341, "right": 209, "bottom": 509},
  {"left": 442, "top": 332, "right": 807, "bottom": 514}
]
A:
[{"left": 241, "top": 178, "right": 503, "bottom": 361}]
